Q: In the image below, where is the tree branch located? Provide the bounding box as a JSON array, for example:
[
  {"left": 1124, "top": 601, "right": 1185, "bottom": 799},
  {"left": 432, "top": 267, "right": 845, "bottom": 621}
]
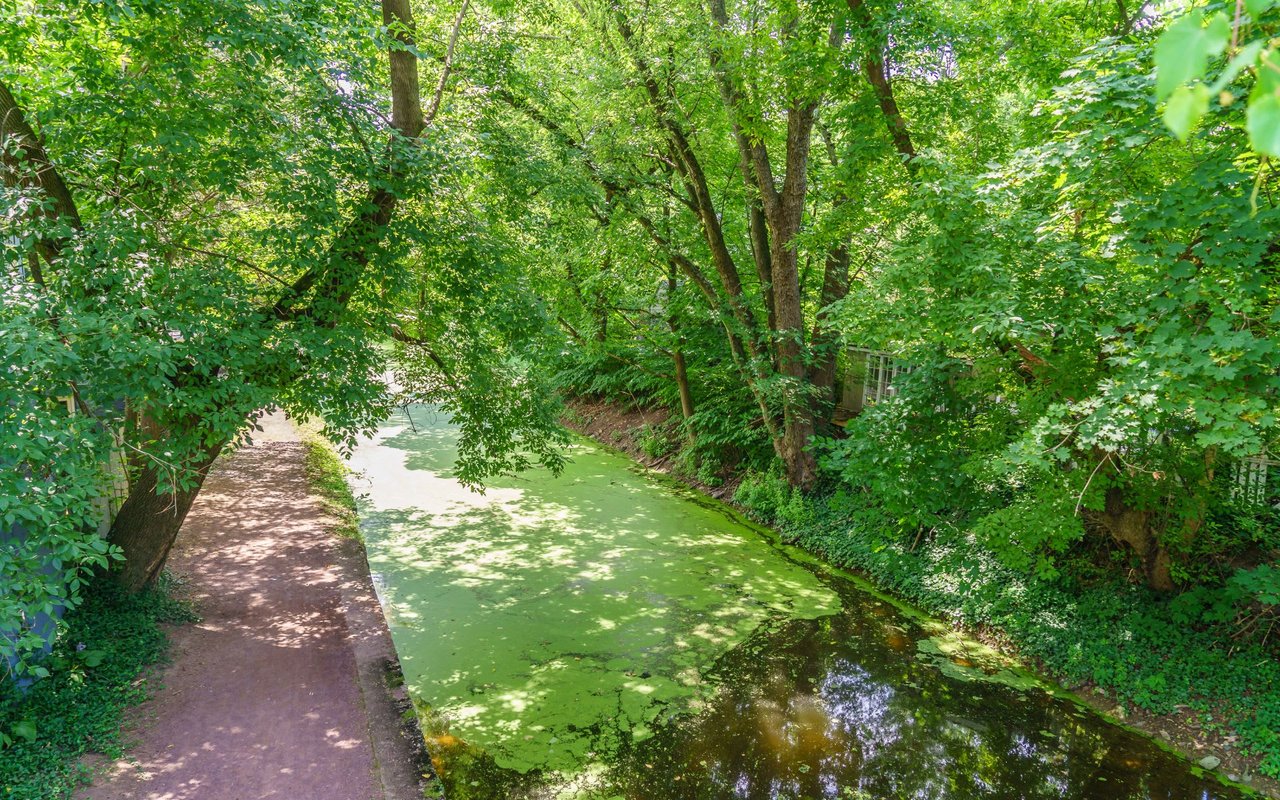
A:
[{"left": 0, "top": 79, "right": 84, "bottom": 264}]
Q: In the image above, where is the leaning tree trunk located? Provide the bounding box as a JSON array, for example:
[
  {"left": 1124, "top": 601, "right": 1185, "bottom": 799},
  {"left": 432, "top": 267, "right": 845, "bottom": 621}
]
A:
[
  {"left": 106, "top": 0, "right": 440, "bottom": 591},
  {"left": 109, "top": 442, "right": 224, "bottom": 592}
]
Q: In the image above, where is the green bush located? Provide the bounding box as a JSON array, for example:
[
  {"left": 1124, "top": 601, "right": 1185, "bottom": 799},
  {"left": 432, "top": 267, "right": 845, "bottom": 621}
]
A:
[
  {"left": 0, "top": 575, "right": 194, "bottom": 799},
  {"left": 635, "top": 423, "right": 676, "bottom": 461}
]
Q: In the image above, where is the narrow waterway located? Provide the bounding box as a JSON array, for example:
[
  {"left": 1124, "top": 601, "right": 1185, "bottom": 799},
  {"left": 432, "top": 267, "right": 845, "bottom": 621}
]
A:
[{"left": 346, "top": 406, "right": 1246, "bottom": 800}]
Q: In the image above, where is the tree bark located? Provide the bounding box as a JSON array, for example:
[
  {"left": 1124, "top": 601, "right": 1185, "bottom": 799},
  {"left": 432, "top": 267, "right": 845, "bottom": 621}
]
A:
[
  {"left": 612, "top": 9, "right": 763, "bottom": 358},
  {"left": 110, "top": 442, "right": 223, "bottom": 592},
  {"left": 1091, "top": 485, "right": 1174, "bottom": 591},
  {"left": 668, "top": 260, "right": 696, "bottom": 436},
  {"left": 847, "top": 0, "right": 918, "bottom": 176},
  {"left": 704, "top": 0, "right": 826, "bottom": 487},
  {"left": 706, "top": 0, "right": 777, "bottom": 359},
  {"left": 808, "top": 237, "right": 850, "bottom": 423},
  {"left": 0, "top": 79, "right": 83, "bottom": 265},
  {"left": 747, "top": 98, "right": 820, "bottom": 488}
]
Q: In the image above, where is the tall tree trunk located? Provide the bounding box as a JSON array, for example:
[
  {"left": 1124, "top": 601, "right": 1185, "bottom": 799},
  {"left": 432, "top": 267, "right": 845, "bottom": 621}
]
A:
[
  {"left": 110, "top": 442, "right": 223, "bottom": 592},
  {"left": 667, "top": 260, "right": 696, "bottom": 438},
  {"left": 749, "top": 99, "right": 820, "bottom": 489},
  {"left": 705, "top": 0, "right": 833, "bottom": 488}
]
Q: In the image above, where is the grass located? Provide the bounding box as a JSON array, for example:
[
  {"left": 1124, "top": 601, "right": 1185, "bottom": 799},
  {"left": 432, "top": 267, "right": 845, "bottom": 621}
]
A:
[
  {"left": 0, "top": 575, "right": 197, "bottom": 800},
  {"left": 299, "top": 430, "right": 361, "bottom": 542}
]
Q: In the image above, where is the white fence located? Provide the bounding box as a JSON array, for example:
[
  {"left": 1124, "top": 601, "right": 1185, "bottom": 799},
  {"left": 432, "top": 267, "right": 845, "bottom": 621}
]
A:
[
  {"left": 836, "top": 347, "right": 911, "bottom": 421},
  {"left": 1233, "top": 452, "right": 1278, "bottom": 509}
]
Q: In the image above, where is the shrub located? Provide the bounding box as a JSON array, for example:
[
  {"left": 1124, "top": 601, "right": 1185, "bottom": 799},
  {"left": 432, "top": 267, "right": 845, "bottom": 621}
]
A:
[{"left": 0, "top": 575, "right": 194, "bottom": 799}]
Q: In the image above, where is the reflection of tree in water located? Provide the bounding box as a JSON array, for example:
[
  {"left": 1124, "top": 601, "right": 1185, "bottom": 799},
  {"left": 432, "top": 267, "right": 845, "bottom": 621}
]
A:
[{"left": 600, "top": 605, "right": 1241, "bottom": 800}]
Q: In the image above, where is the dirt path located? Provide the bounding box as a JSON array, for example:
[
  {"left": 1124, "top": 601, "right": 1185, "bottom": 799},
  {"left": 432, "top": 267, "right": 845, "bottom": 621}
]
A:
[{"left": 77, "top": 412, "right": 424, "bottom": 800}]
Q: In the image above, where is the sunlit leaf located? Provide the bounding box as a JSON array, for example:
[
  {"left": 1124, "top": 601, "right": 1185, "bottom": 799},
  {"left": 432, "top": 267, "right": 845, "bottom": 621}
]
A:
[
  {"left": 1247, "top": 91, "right": 1280, "bottom": 154},
  {"left": 1163, "top": 84, "right": 1210, "bottom": 141},
  {"left": 1154, "top": 11, "right": 1229, "bottom": 101}
]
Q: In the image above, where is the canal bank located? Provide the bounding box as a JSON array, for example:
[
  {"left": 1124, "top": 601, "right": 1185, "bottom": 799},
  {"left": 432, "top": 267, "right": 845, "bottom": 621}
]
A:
[
  {"left": 565, "top": 397, "right": 1280, "bottom": 799},
  {"left": 347, "top": 403, "right": 1261, "bottom": 799}
]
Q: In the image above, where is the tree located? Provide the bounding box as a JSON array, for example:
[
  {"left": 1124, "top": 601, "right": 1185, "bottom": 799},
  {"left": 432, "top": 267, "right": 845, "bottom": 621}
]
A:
[{"left": 1, "top": 0, "right": 564, "bottom": 675}]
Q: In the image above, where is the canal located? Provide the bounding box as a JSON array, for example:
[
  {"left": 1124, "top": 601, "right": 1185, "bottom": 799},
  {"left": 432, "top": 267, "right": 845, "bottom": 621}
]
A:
[{"left": 346, "top": 406, "right": 1246, "bottom": 800}]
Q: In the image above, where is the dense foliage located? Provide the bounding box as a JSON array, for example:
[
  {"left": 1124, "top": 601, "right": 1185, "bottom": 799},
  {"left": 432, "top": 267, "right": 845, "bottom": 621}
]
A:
[
  {"left": 2, "top": 0, "right": 1277, "bottom": 781},
  {"left": 0, "top": 577, "right": 196, "bottom": 798},
  {"left": 459, "top": 0, "right": 1279, "bottom": 595},
  {"left": 1, "top": 0, "right": 565, "bottom": 672},
  {"left": 446, "top": 0, "right": 1279, "bottom": 776}
]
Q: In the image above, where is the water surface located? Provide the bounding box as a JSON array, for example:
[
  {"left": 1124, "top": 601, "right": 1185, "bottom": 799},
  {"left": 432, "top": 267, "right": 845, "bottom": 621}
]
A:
[{"left": 347, "top": 406, "right": 1246, "bottom": 800}]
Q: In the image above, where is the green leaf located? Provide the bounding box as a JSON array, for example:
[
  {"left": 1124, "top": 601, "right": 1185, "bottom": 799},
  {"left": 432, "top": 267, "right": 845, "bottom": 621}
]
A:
[
  {"left": 1257, "top": 48, "right": 1280, "bottom": 95},
  {"left": 1246, "top": 0, "right": 1275, "bottom": 16},
  {"left": 11, "top": 720, "right": 36, "bottom": 743},
  {"left": 1247, "top": 92, "right": 1280, "bottom": 155},
  {"left": 1164, "top": 84, "right": 1210, "bottom": 141},
  {"left": 1205, "top": 13, "right": 1232, "bottom": 55},
  {"left": 1154, "top": 11, "right": 1231, "bottom": 100},
  {"left": 1209, "top": 41, "right": 1265, "bottom": 94},
  {"left": 80, "top": 649, "right": 106, "bottom": 667}
]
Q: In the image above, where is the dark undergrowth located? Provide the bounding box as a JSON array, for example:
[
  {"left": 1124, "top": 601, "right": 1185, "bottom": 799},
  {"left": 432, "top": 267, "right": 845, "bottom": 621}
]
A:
[{"left": 0, "top": 575, "right": 196, "bottom": 800}]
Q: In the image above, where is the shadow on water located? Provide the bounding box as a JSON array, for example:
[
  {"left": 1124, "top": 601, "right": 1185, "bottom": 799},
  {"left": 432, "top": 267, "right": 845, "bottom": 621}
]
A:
[{"left": 348, "top": 407, "right": 1248, "bottom": 800}]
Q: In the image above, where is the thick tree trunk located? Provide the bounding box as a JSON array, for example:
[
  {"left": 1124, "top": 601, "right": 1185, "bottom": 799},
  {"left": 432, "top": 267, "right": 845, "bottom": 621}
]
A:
[
  {"left": 1091, "top": 485, "right": 1174, "bottom": 591},
  {"left": 109, "top": 442, "right": 223, "bottom": 592},
  {"left": 752, "top": 100, "right": 820, "bottom": 489}
]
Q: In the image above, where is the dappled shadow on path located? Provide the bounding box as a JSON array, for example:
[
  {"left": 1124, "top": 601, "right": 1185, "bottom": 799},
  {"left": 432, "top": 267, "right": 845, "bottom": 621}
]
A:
[{"left": 78, "top": 429, "right": 382, "bottom": 800}]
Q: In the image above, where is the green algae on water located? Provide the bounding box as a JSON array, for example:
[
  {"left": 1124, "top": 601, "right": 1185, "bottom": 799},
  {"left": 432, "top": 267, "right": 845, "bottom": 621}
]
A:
[
  {"left": 345, "top": 406, "right": 841, "bottom": 778},
  {"left": 914, "top": 630, "right": 1043, "bottom": 691}
]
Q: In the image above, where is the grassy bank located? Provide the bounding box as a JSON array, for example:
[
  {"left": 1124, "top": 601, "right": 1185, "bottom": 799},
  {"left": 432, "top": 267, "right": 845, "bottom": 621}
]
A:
[
  {"left": 0, "top": 577, "right": 196, "bottom": 799},
  {"left": 299, "top": 427, "right": 361, "bottom": 542}
]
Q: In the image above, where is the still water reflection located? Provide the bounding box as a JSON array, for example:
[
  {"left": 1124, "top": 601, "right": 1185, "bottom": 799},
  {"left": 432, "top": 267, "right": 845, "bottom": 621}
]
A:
[{"left": 604, "top": 581, "right": 1235, "bottom": 800}]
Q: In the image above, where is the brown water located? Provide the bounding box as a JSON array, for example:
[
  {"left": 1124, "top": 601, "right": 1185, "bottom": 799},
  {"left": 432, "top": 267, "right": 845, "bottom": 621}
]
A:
[{"left": 349, "top": 407, "right": 1249, "bottom": 800}]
